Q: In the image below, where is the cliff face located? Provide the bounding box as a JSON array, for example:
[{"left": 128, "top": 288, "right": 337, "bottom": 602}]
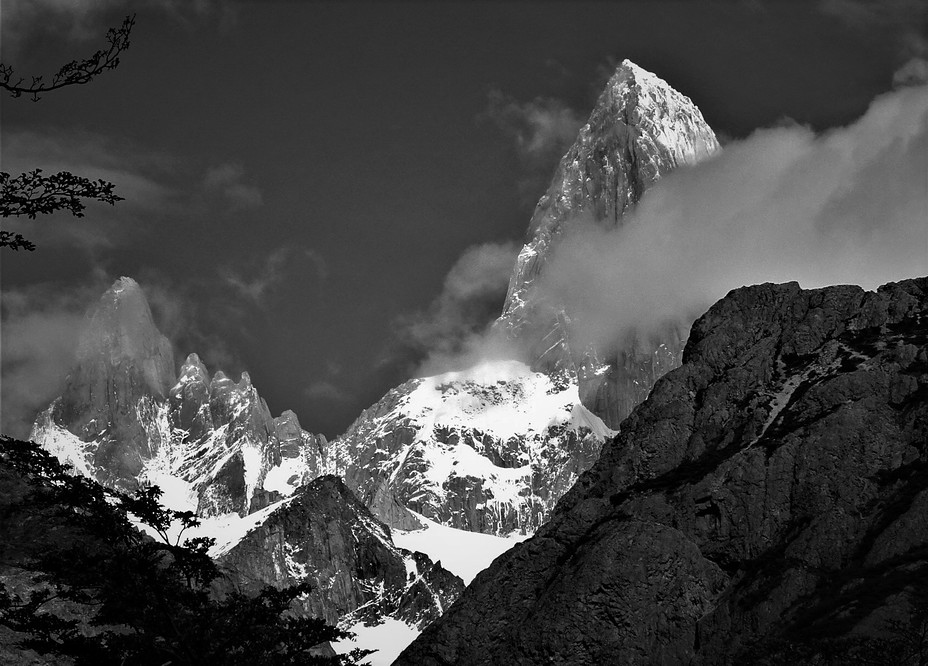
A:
[
  {"left": 397, "top": 277, "right": 928, "bottom": 665},
  {"left": 49, "top": 277, "right": 175, "bottom": 489},
  {"left": 498, "top": 60, "right": 720, "bottom": 428}
]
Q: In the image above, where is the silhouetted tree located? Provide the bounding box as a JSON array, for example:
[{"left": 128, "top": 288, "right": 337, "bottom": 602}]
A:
[
  {"left": 0, "top": 437, "right": 372, "bottom": 665},
  {"left": 0, "top": 16, "right": 135, "bottom": 251}
]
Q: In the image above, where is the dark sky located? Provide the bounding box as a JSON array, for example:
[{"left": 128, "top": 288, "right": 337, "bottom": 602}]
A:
[{"left": 2, "top": 0, "right": 925, "bottom": 439}]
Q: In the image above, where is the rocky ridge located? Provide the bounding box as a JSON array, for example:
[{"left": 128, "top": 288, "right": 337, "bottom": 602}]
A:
[
  {"left": 28, "top": 277, "right": 460, "bottom": 638},
  {"left": 397, "top": 277, "right": 928, "bottom": 664}
]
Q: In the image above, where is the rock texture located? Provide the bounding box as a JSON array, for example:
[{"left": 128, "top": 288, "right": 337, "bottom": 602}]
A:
[
  {"left": 215, "top": 475, "right": 463, "bottom": 629},
  {"left": 396, "top": 277, "right": 928, "bottom": 665},
  {"left": 498, "top": 60, "right": 720, "bottom": 428}
]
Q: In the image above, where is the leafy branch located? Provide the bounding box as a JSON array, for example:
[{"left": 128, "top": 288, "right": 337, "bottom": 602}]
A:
[{"left": 0, "top": 15, "right": 135, "bottom": 101}]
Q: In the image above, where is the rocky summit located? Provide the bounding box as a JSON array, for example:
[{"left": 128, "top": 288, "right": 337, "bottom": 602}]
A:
[
  {"left": 498, "top": 59, "right": 721, "bottom": 428},
  {"left": 397, "top": 277, "right": 928, "bottom": 665}
]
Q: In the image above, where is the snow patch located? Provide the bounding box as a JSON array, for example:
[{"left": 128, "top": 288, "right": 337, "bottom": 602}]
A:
[
  {"left": 332, "top": 618, "right": 420, "bottom": 666},
  {"left": 392, "top": 511, "right": 527, "bottom": 584},
  {"left": 262, "top": 455, "right": 307, "bottom": 496}
]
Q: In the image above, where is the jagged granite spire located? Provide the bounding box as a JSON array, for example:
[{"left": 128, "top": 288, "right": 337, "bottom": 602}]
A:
[
  {"left": 46, "top": 277, "right": 176, "bottom": 486},
  {"left": 498, "top": 60, "right": 720, "bottom": 427}
]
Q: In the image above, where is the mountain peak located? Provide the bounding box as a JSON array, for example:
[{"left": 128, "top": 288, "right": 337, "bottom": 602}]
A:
[
  {"left": 77, "top": 277, "right": 173, "bottom": 373},
  {"left": 498, "top": 60, "right": 721, "bottom": 423},
  {"left": 108, "top": 276, "right": 141, "bottom": 296}
]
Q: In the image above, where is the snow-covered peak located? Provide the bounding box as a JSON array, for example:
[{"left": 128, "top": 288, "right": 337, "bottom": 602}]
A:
[
  {"left": 109, "top": 275, "right": 142, "bottom": 296},
  {"left": 329, "top": 359, "right": 616, "bottom": 535},
  {"left": 399, "top": 360, "right": 614, "bottom": 441}
]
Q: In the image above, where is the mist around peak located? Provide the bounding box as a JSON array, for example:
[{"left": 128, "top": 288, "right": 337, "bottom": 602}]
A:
[{"left": 528, "top": 81, "right": 928, "bottom": 362}]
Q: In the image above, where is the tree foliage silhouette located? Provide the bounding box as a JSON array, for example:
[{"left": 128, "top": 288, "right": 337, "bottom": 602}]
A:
[
  {"left": 0, "top": 16, "right": 135, "bottom": 251},
  {"left": 0, "top": 436, "right": 372, "bottom": 665}
]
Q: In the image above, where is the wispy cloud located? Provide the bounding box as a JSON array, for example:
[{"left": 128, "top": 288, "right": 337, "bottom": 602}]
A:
[
  {"left": 534, "top": 83, "right": 928, "bottom": 356},
  {"left": 1, "top": 129, "right": 180, "bottom": 253},
  {"left": 220, "top": 245, "right": 327, "bottom": 304},
  {"left": 483, "top": 91, "right": 584, "bottom": 204},
  {"left": 0, "top": 270, "right": 255, "bottom": 439},
  {"left": 203, "top": 163, "right": 263, "bottom": 211},
  {"left": 304, "top": 380, "right": 352, "bottom": 405},
  {"left": 0, "top": 277, "right": 112, "bottom": 439},
  {"left": 389, "top": 241, "right": 522, "bottom": 376},
  {"left": 1, "top": 0, "right": 237, "bottom": 54}
]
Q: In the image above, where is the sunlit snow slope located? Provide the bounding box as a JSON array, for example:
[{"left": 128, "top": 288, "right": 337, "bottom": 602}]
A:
[{"left": 329, "top": 359, "right": 615, "bottom": 536}]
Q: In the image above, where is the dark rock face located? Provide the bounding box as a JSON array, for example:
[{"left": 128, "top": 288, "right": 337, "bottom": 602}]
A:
[
  {"left": 216, "top": 476, "right": 463, "bottom": 629},
  {"left": 397, "top": 277, "right": 928, "bottom": 665},
  {"left": 498, "top": 60, "right": 720, "bottom": 429}
]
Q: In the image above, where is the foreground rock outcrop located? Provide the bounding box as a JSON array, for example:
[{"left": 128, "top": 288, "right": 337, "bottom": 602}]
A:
[{"left": 397, "top": 277, "right": 928, "bottom": 665}]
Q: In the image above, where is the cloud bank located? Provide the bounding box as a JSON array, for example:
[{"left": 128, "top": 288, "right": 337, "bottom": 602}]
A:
[{"left": 536, "top": 82, "right": 928, "bottom": 356}]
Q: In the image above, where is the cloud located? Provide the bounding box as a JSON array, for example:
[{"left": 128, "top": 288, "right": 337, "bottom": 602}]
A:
[
  {"left": 534, "top": 83, "right": 928, "bottom": 356},
  {"left": 136, "top": 271, "right": 240, "bottom": 373},
  {"left": 220, "top": 245, "right": 327, "bottom": 304},
  {"left": 203, "top": 163, "right": 264, "bottom": 211},
  {"left": 0, "top": 270, "right": 253, "bottom": 439},
  {"left": 895, "top": 58, "right": 928, "bottom": 88},
  {"left": 485, "top": 90, "right": 583, "bottom": 163},
  {"left": 303, "top": 380, "right": 352, "bottom": 405},
  {"left": 1, "top": 0, "right": 237, "bottom": 54},
  {"left": 484, "top": 91, "right": 584, "bottom": 204},
  {"left": 0, "top": 278, "right": 112, "bottom": 439},
  {"left": 390, "top": 241, "right": 523, "bottom": 376},
  {"left": 1, "top": 129, "right": 180, "bottom": 252}
]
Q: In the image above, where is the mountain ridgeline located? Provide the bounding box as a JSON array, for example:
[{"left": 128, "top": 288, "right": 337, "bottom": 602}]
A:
[{"left": 29, "top": 276, "right": 464, "bottom": 638}]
